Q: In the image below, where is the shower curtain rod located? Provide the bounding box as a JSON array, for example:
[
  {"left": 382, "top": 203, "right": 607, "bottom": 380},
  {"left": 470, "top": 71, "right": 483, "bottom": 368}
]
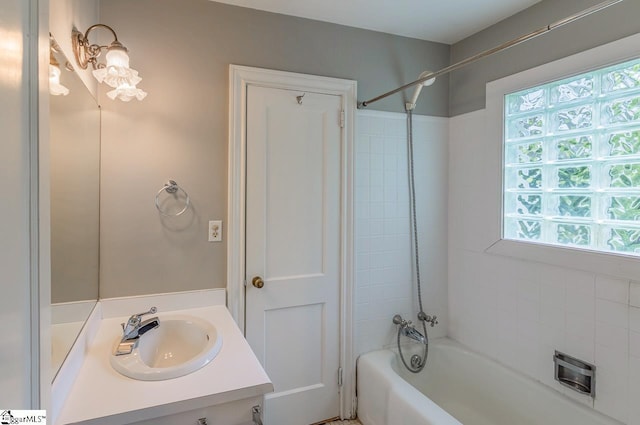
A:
[{"left": 358, "top": 0, "right": 624, "bottom": 109}]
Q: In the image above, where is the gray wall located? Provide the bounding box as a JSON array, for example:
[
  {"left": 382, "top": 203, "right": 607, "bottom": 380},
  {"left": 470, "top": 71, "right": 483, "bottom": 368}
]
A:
[
  {"left": 98, "top": 0, "right": 449, "bottom": 298},
  {"left": 449, "top": 0, "right": 640, "bottom": 116}
]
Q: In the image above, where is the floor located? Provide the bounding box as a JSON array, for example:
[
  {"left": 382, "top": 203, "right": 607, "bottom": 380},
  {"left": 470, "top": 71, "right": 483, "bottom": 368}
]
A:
[{"left": 322, "top": 420, "right": 362, "bottom": 425}]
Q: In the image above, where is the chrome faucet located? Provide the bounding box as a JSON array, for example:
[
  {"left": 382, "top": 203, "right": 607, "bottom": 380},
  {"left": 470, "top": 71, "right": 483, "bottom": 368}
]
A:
[
  {"left": 402, "top": 324, "right": 426, "bottom": 344},
  {"left": 114, "top": 307, "right": 160, "bottom": 356},
  {"left": 393, "top": 314, "right": 426, "bottom": 345}
]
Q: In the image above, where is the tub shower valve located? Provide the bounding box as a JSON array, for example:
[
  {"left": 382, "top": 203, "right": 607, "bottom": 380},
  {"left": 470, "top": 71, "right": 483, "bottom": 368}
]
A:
[
  {"left": 392, "top": 314, "right": 409, "bottom": 327},
  {"left": 418, "top": 311, "right": 438, "bottom": 327}
]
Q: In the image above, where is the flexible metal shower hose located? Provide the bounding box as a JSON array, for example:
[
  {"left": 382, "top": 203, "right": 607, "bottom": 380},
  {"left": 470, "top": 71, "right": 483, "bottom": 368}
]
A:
[{"left": 396, "top": 109, "right": 429, "bottom": 373}]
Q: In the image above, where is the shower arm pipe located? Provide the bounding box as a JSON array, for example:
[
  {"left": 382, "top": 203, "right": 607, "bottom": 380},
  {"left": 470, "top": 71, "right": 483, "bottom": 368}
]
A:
[{"left": 358, "top": 0, "right": 624, "bottom": 109}]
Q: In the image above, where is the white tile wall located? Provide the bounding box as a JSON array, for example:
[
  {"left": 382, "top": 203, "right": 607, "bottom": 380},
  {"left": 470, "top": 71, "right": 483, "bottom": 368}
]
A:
[
  {"left": 355, "top": 110, "right": 448, "bottom": 356},
  {"left": 631, "top": 282, "right": 640, "bottom": 308},
  {"left": 450, "top": 110, "right": 640, "bottom": 424}
]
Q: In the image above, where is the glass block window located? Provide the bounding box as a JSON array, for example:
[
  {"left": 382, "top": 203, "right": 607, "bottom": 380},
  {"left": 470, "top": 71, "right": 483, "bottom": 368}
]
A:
[{"left": 504, "top": 57, "right": 640, "bottom": 256}]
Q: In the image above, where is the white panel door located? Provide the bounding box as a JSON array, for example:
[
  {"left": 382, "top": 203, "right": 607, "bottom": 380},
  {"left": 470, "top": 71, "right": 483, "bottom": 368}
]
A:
[{"left": 245, "top": 85, "right": 342, "bottom": 425}]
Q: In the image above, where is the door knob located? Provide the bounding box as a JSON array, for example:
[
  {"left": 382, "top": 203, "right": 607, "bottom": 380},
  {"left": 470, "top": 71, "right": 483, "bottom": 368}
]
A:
[{"left": 252, "top": 276, "right": 264, "bottom": 289}]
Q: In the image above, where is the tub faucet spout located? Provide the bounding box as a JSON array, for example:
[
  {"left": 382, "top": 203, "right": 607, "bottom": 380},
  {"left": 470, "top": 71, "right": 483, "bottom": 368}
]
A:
[
  {"left": 392, "top": 314, "right": 426, "bottom": 344},
  {"left": 402, "top": 325, "right": 426, "bottom": 344}
]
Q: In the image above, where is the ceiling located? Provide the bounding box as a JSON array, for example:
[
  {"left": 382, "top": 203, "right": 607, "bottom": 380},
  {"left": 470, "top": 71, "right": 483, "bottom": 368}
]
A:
[{"left": 210, "top": 0, "right": 543, "bottom": 44}]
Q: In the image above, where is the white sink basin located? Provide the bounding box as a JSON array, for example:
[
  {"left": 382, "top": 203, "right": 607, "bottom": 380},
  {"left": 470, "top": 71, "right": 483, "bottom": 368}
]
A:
[{"left": 110, "top": 314, "right": 223, "bottom": 381}]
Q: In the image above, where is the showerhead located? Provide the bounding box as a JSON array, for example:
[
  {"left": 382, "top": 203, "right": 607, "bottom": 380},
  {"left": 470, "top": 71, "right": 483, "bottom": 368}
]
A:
[{"left": 405, "top": 70, "right": 436, "bottom": 111}]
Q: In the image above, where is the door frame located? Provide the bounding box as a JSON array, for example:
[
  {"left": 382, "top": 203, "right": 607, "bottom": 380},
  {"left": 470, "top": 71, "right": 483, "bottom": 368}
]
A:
[{"left": 227, "top": 65, "right": 357, "bottom": 419}]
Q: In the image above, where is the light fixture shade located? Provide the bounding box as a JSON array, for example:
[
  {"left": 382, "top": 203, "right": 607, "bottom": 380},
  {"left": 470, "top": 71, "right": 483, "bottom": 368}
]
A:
[
  {"left": 105, "top": 46, "right": 129, "bottom": 68},
  {"left": 106, "top": 83, "right": 148, "bottom": 102},
  {"left": 49, "top": 64, "right": 69, "bottom": 96},
  {"left": 92, "top": 46, "right": 143, "bottom": 89}
]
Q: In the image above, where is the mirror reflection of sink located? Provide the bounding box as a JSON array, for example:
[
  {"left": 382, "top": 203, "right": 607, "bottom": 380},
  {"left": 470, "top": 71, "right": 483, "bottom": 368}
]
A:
[{"left": 110, "top": 315, "right": 223, "bottom": 381}]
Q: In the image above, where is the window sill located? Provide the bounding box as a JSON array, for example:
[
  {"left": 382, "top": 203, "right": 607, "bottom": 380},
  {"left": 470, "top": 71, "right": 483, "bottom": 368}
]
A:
[{"left": 486, "top": 238, "right": 640, "bottom": 280}]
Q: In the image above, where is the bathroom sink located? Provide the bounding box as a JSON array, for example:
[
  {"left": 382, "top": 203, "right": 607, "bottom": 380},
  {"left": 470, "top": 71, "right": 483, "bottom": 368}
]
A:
[{"left": 110, "top": 315, "right": 223, "bottom": 381}]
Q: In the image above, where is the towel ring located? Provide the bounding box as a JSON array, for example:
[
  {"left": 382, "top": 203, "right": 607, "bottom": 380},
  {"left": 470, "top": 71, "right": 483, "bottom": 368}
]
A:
[{"left": 155, "top": 180, "right": 190, "bottom": 217}]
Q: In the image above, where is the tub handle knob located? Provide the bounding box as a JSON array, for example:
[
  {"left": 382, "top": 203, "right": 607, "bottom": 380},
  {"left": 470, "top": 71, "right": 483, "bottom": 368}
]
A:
[
  {"left": 418, "top": 311, "right": 438, "bottom": 327},
  {"left": 429, "top": 316, "right": 438, "bottom": 327},
  {"left": 425, "top": 315, "right": 438, "bottom": 327},
  {"left": 392, "top": 314, "right": 407, "bottom": 326}
]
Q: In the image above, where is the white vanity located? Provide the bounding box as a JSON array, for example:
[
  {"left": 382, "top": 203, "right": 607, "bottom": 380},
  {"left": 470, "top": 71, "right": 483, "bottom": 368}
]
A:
[{"left": 53, "top": 290, "right": 273, "bottom": 425}]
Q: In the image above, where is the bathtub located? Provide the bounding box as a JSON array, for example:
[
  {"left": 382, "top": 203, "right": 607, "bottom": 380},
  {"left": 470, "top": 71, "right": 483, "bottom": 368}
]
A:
[{"left": 357, "top": 338, "right": 619, "bottom": 425}]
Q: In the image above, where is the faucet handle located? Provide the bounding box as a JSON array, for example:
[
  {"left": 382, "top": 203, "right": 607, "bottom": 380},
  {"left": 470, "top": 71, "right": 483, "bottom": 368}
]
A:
[
  {"left": 392, "top": 314, "right": 407, "bottom": 327},
  {"left": 133, "top": 306, "right": 157, "bottom": 318},
  {"left": 417, "top": 311, "right": 438, "bottom": 327},
  {"left": 129, "top": 306, "right": 158, "bottom": 323},
  {"left": 122, "top": 307, "right": 158, "bottom": 331}
]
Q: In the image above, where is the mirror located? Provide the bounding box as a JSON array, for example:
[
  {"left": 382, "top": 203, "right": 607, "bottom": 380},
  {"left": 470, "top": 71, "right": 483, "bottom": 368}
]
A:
[{"left": 49, "top": 37, "right": 100, "bottom": 381}]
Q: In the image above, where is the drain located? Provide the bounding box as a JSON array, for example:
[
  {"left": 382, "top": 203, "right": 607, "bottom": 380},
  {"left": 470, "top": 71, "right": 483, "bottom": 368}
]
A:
[{"left": 410, "top": 354, "right": 423, "bottom": 369}]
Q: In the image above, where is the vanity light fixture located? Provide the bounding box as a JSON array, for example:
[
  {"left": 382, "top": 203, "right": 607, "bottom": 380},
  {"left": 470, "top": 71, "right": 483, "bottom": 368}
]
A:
[
  {"left": 72, "top": 24, "right": 147, "bottom": 101},
  {"left": 49, "top": 37, "right": 69, "bottom": 96},
  {"left": 49, "top": 51, "right": 69, "bottom": 96}
]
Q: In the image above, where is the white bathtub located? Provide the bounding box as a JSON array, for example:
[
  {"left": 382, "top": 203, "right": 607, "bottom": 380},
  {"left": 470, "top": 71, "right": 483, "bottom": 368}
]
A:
[{"left": 357, "top": 338, "right": 619, "bottom": 425}]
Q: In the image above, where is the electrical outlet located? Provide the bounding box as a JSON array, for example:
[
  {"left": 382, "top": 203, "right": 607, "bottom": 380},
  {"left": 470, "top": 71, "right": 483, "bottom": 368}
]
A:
[{"left": 208, "top": 220, "right": 222, "bottom": 242}]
